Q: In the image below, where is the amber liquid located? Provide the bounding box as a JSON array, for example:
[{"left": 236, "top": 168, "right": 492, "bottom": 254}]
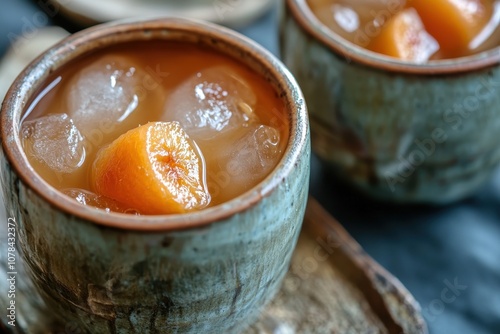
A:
[
  {"left": 21, "top": 41, "right": 289, "bottom": 211},
  {"left": 308, "top": 0, "right": 500, "bottom": 60}
]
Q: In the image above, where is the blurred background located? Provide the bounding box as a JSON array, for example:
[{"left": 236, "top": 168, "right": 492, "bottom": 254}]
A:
[{"left": 1, "top": 1, "right": 500, "bottom": 333}]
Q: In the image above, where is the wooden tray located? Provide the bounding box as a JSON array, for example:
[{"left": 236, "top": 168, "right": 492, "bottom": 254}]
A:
[{"left": 246, "top": 197, "right": 426, "bottom": 334}]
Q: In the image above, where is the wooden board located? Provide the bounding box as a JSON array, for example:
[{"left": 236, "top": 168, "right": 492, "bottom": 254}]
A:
[{"left": 246, "top": 197, "right": 427, "bottom": 334}]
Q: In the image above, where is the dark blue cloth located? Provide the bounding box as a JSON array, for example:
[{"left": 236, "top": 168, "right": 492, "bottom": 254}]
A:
[
  {"left": 0, "top": 0, "right": 48, "bottom": 56},
  {"left": 1, "top": 2, "right": 499, "bottom": 333},
  {"left": 311, "top": 155, "right": 500, "bottom": 334}
]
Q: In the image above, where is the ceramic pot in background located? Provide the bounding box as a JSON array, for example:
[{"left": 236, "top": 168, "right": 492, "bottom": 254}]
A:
[
  {"left": 0, "top": 17, "right": 310, "bottom": 333},
  {"left": 48, "top": 0, "right": 277, "bottom": 28},
  {"left": 281, "top": 0, "right": 500, "bottom": 204}
]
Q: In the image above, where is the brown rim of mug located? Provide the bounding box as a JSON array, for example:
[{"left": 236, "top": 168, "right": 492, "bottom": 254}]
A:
[
  {"left": 287, "top": 0, "right": 500, "bottom": 75},
  {"left": 0, "top": 17, "right": 308, "bottom": 232}
]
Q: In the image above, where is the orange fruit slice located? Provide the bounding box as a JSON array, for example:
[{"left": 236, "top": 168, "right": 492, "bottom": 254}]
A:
[
  {"left": 91, "top": 121, "right": 210, "bottom": 215},
  {"left": 410, "top": 0, "right": 493, "bottom": 57},
  {"left": 368, "top": 8, "right": 439, "bottom": 62}
]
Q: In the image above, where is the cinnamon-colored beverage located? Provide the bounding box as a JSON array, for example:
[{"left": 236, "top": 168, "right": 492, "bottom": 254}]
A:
[
  {"left": 308, "top": 0, "right": 500, "bottom": 61},
  {"left": 20, "top": 41, "right": 288, "bottom": 215}
]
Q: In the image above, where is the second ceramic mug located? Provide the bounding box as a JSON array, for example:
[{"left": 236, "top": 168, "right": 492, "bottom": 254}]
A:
[
  {"left": 281, "top": 0, "right": 500, "bottom": 204},
  {"left": 0, "top": 18, "right": 310, "bottom": 333}
]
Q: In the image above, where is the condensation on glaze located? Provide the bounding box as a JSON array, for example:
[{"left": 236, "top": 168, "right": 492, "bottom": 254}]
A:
[
  {"left": 281, "top": 4, "right": 500, "bottom": 203},
  {"left": 0, "top": 138, "right": 310, "bottom": 333}
]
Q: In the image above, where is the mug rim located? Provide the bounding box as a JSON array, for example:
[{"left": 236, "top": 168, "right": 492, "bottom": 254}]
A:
[
  {"left": 0, "top": 17, "right": 308, "bottom": 232},
  {"left": 287, "top": 0, "right": 500, "bottom": 75}
]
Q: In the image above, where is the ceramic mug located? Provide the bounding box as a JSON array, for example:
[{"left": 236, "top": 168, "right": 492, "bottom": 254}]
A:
[
  {"left": 281, "top": 0, "right": 500, "bottom": 204},
  {"left": 0, "top": 17, "right": 310, "bottom": 333}
]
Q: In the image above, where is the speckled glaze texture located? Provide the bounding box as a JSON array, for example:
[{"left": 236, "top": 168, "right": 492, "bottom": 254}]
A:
[
  {"left": 281, "top": 0, "right": 500, "bottom": 203},
  {"left": 0, "top": 18, "right": 310, "bottom": 333}
]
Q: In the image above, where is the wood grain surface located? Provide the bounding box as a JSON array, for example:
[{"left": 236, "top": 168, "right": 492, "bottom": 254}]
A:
[{"left": 246, "top": 197, "right": 427, "bottom": 334}]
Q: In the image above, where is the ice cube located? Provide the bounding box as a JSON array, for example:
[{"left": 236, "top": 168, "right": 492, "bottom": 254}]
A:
[
  {"left": 66, "top": 55, "right": 140, "bottom": 135},
  {"left": 162, "top": 66, "right": 259, "bottom": 141},
  {"left": 309, "top": 0, "right": 407, "bottom": 45},
  {"left": 202, "top": 124, "right": 282, "bottom": 203},
  {"left": 62, "top": 188, "right": 139, "bottom": 214},
  {"left": 21, "top": 113, "right": 86, "bottom": 174},
  {"left": 333, "top": 0, "right": 406, "bottom": 21},
  {"left": 227, "top": 125, "right": 282, "bottom": 177}
]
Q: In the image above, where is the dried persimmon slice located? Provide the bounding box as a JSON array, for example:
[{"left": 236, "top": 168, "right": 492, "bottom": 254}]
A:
[
  {"left": 91, "top": 121, "right": 210, "bottom": 215},
  {"left": 368, "top": 8, "right": 439, "bottom": 62}
]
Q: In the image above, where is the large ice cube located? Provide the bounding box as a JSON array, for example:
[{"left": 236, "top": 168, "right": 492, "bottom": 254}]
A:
[
  {"left": 202, "top": 124, "right": 282, "bottom": 203},
  {"left": 162, "top": 66, "right": 259, "bottom": 141},
  {"left": 21, "top": 113, "right": 86, "bottom": 174},
  {"left": 66, "top": 55, "right": 140, "bottom": 135},
  {"left": 309, "top": 0, "right": 407, "bottom": 45},
  {"left": 227, "top": 125, "right": 281, "bottom": 177}
]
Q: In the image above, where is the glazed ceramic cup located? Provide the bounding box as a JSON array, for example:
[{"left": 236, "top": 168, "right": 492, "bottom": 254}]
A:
[
  {"left": 281, "top": 0, "right": 500, "bottom": 204},
  {"left": 0, "top": 18, "right": 310, "bottom": 333}
]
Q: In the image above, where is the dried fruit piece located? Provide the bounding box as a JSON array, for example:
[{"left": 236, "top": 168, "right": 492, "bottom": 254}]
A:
[
  {"left": 411, "top": 0, "right": 493, "bottom": 57},
  {"left": 368, "top": 8, "right": 439, "bottom": 62},
  {"left": 91, "top": 121, "right": 210, "bottom": 215}
]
